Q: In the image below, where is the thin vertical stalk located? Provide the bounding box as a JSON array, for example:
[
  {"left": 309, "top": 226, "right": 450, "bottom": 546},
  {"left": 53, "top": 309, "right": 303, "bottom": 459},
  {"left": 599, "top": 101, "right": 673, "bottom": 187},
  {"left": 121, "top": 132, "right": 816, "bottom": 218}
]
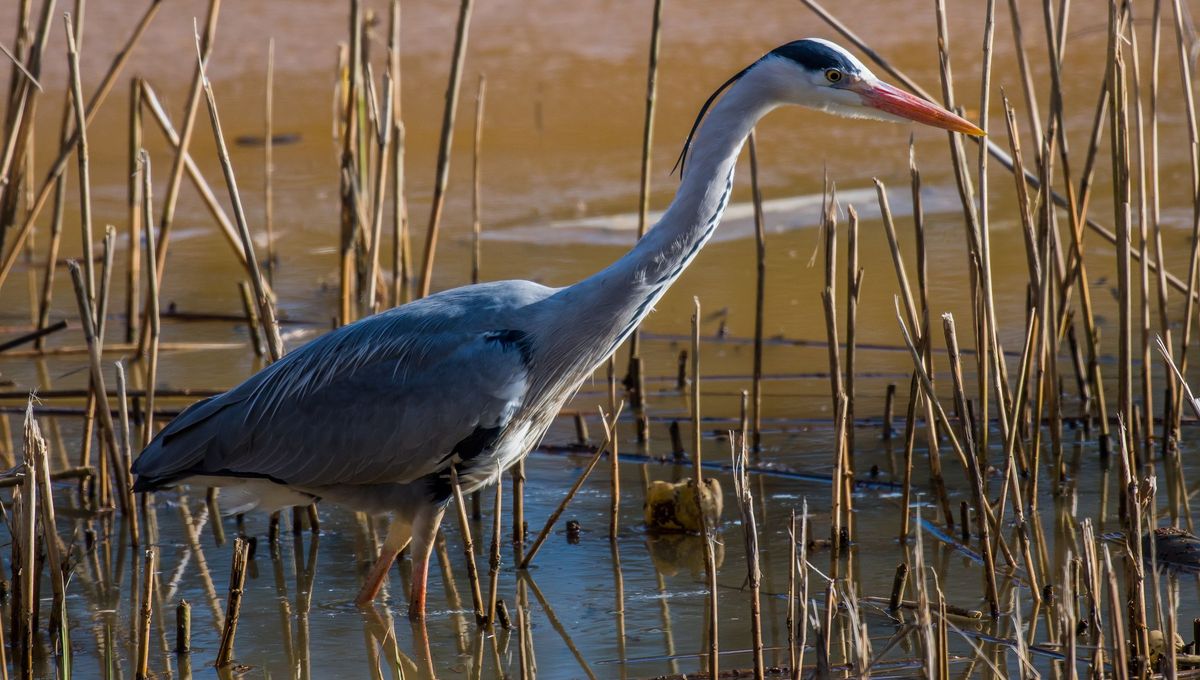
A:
[
  {"left": 470, "top": 74, "right": 485, "bottom": 286},
  {"left": 417, "top": 0, "right": 475, "bottom": 298},
  {"left": 264, "top": 37, "right": 275, "bottom": 285},
  {"left": 449, "top": 466, "right": 485, "bottom": 625}
]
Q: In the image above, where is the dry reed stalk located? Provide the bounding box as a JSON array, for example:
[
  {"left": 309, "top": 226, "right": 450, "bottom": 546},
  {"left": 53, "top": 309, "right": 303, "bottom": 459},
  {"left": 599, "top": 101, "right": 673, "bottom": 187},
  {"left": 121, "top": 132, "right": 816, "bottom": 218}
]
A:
[
  {"left": 215, "top": 536, "right": 249, "bottom": 668},
  {"left": 821, "top": 188, "right": 843, "bottom": 413},
  {"left": 336, "top": 6, "right": 360, "bottom": 327},
  {"left": 622, "top": 0, "right": 665, "bottom": 419},
  {"left": 608, "top": 362, "right": 620, "bottom": 540},
  {"left": 0, "top": 0, "right": 164, "bottom": 295},
  {"left": 519, "top": 403, "right": 621, "bottom": 569},
  {"left": 67, "top": 261, "right": 139, "bottom": 546},
  {"left": 388, "top": 0, "right": 409, "bottom": 305},
  {"left": 197, "top": 38, "right": 283, "bottom": 362},
  {"left": 1150, "top": 0, "right": 1176, "bottom": 468},
  {"left": 138, "top": 83, "right": 259, "bottom": 284},
  {"left": 64, "top": 14, "right": 96, "bottom": 325},
  {"left": 1102, "top": 544, "right": 1130, "bottom": 679},
  {"left": 1168, "top": 0, "right": 1200, "bottom": 413},
  {"left": 148, "top": 0, "right": 221, "bottom": 328},
  {"left": 27, "top": 407, "right": 64, "bottom": 640},
  {"left": 135, "top": 549, "right": 155, "bottom": 679},
  {"left": 485, "top": 467, "right": 502, "bottom": 627},
  {"left": 788, "top": 509, "right": 797, "bottom": 674},
  {"left": 749, "top": 131, "right": 766, "bottom": 453},
  {"left": 264, "top": 37, "right": 276, "bottom": 286},
  {"left": 139, "top": 152, "right": 160, "bottom": 447},
  {"left": 1125, "top": 3, "right": 1155, "bottom": 468},
  {"left": 732, "top": 433, "right": 764, "bottom": 679},
  {"left": 941, "top": 314, "right": 1000, "bottom": 619},
  {"left": 689, "top": 296, "right": 719, "bottom": 676},
  {"left": 515, "top": 578, "right": 531, "bottom": 680},
  {"left": 175, "top": 599, "right": 190, "bottom": 654},
  {"left": 417, "top": 0, "right": 475, "bottom": 298},
  {"left": 830, "top": 392, "right": 848, "bottom": 566},
  {"left": 511, "top": 456, "right": 525, "bottom": 563},
  {"left": 1109, "top": 6, "right": 1135, "bottom": 467},
  {"left": 471, "top": 74, "right": 485, "bottom": 285},
  {"left": 448, "top": 465, "right": 485, "bottom": 625},
  {"left": 1079, "top": 520, "right": 1107, "bottom": 676},
  {"left": 17, "top": 410, "right": 35, "bottom": 678},
  {"left": 364, "top": 72, "right": 393, "bottom": 314},
  {"left": 846, "top": 205, "right": 861, "bottom": 464}
]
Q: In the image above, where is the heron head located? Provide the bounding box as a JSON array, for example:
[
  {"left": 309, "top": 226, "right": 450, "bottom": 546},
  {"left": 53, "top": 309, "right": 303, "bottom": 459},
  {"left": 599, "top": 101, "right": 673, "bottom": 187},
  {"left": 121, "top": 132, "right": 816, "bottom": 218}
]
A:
[{"left": 761, "top": 38, "right": 984, "bottom": 135}]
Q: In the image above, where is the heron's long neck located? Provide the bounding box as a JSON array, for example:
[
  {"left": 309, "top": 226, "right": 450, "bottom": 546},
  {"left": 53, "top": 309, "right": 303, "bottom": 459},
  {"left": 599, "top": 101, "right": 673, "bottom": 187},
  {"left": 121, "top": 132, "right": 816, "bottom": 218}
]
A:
[{"left": 549, "top": 77, "right": 773, "bottom": 356}]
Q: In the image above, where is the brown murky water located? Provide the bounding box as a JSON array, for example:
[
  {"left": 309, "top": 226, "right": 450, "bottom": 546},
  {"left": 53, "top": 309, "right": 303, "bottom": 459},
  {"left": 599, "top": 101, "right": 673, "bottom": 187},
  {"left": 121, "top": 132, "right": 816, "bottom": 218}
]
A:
[{"left": 2, "top": 0, "right": 1200, "bottom": 677}]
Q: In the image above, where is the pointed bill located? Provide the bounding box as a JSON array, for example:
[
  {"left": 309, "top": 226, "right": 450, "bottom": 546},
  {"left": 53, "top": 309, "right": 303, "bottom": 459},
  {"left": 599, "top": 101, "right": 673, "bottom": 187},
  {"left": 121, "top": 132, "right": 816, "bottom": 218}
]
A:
[{"left": 852, "top": 80, "right": 985, "bottom": 136}]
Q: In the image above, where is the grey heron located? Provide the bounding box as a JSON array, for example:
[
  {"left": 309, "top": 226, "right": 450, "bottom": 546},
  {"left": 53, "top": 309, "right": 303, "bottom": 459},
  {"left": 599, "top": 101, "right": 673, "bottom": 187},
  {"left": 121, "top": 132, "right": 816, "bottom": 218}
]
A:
[{"left": 132, "top": 38, "right": 982, "bottom": 618}]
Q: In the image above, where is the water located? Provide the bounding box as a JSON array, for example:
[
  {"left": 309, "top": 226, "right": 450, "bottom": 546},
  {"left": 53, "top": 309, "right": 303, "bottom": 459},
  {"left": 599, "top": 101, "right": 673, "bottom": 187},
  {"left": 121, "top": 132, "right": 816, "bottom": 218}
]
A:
[{"left": 1, "top": 0, "right": 1199, "bottom": 677}]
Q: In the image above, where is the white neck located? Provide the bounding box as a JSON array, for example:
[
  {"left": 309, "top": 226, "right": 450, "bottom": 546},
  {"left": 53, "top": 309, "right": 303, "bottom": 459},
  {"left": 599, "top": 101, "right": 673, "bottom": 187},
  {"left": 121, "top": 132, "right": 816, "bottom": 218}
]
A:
[{"left": 545, "top": 69, "right": 777, "bottom": 360}]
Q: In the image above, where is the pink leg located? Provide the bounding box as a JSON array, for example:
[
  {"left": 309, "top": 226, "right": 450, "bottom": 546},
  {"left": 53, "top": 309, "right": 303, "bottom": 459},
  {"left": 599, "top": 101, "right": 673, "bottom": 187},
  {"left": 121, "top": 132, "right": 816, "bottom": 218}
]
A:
[
  {"left": 406, "top": 504, "right": 446, "bottom": 620},
  {"left": 355, "top": 518, "right": 412, "bottom": 606}
]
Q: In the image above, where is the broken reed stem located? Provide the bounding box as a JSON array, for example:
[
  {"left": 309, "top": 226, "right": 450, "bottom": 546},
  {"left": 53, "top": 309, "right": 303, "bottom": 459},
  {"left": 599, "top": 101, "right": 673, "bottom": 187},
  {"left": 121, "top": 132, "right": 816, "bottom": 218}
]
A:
[
  {"left": 846, "top": 205, "right": 861, "bottom": 466},
  {"left": 64, "top": 14, "right": 96, "bottom": 324},
  {"left": 417, "top": 0, "right": 475, "bottom": 298},
  {"left": 196, "top": 36, "right": 283, "bottom": 362},
  {"left": 449, "top": 465, "right": 486, "bottom": 625},
  {"left": 135, "top": 549, "right": 155, "bottom": 680},
  {"left": 176, "top": 599, "right": 191, "bottom": 654},
  {"left": 471, "top": 73, "right": 485, "bottom": 285},
  {"left": 17, "top": 406, "right": 36, "bottom": 678},
  {"left": 215, "top": 536, "right": 249, "bottom": 668},
  {"left": 139, "top": 151, "right": 160, "bottom": 447},
  {"left": 731, "top": 434, "right": 764, "bottom": 680},
  {"left": 519, "top": 403, "right": 623, "bottom": 569},
  {"left": 388, "top": 0, "right": 410, "bottom": 305}
]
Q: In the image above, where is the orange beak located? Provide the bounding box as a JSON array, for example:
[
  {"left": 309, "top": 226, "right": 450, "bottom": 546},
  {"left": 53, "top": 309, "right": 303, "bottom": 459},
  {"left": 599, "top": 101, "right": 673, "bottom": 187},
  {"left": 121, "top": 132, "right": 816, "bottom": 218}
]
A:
[{"left": 852, "top": 80, "right": 985, "bottom": 137}]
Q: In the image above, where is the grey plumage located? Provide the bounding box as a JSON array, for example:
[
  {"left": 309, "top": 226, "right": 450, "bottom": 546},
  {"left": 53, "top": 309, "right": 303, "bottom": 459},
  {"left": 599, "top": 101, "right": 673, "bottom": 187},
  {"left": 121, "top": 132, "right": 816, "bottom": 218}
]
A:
[{"left": 134, "top": 280, "right": 555, "bottom": 507}]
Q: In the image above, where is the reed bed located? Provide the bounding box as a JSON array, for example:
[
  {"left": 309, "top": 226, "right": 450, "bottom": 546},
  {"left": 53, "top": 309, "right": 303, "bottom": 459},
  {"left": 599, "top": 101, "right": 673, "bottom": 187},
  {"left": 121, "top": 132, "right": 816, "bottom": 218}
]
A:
[{"left": 3, "top": 0, "right": 1200, "bottom": 678}]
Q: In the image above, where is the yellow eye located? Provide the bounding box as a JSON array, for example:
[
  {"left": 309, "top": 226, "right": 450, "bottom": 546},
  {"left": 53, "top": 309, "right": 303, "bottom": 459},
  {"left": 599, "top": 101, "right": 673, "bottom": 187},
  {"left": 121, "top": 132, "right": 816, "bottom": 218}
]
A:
[{"left": 825, "top": 69, "right": 843, "bottom": 83}]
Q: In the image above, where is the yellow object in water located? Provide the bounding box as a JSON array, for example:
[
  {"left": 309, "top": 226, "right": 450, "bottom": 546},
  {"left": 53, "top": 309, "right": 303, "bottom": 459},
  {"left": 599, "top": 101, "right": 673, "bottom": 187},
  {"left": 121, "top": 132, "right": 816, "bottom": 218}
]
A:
[{"left": 643, "top": 478, "right": 723, "bottom": 533}]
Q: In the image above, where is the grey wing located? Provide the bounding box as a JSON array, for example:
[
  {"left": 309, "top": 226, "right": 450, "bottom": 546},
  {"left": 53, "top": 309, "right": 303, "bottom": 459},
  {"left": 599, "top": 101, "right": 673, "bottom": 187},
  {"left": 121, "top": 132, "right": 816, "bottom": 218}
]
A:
[{"left": 132, "top": 327, "right": 531, "bottom": 490}]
